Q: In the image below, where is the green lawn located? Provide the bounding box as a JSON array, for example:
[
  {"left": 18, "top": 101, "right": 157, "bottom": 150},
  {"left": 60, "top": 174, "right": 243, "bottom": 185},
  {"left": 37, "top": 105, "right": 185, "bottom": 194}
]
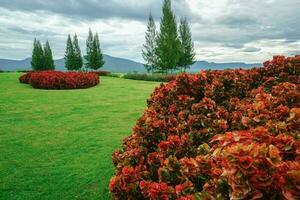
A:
[{"left": 0, "top": 73, "right": 158, "bottom": 200}]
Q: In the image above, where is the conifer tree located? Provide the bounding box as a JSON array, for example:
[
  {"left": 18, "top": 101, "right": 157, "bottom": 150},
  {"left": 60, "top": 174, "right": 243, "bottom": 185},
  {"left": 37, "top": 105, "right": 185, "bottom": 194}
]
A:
[
  {"left": 92, "top": 33, "right": 105, "bottom": 70},
  {"left": 85, "top": 30, "right": 105, "bottom": 70},
  {"left": 64, "top": 34, "right": 75, "bottom": 71},
  {"left": 85, "top": 28, "right": 94, "bottom": 69},
  {"left": 142, "top": 13, "right": 157, "bottom": 73},
  {"left": 73, "top": 34, "right": 83, "bottom": 70},
  {"left": 31, "top": 38, "right": 44, "bottom": 71},
  {"left": 178, "top": 17, "right": 196, "bottom": 71},
  {"left": 43, "top": 41, "right": 55, "bottom": 70},
  {"left": 155, "top": 0, "right": 180, "bottom": 73}
]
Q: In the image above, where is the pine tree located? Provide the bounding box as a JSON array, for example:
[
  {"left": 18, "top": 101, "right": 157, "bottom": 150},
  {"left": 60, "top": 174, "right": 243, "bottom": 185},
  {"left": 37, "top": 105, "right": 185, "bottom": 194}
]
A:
[
  {"left": 64, "top": 34, "right": 75, "bottom": 71},
  {"left": 43, "top": 41, "right": 55, "bottom": 70},
  {"left": 31, "top": 38, "right": 44, "bottom": 71},
  {"left": 85, "top": 28, "right": 94, "bottom": 69},
  {"left": 85, "top": 30, "right": 105, "bottom": 71},
  {"left": 178, "top": 17, "right": 196, "bottom": 71},
  {"left": 155, "top": 0, "right": 181, "bottom": 73},
  {"left": 73, "top": 34, "right": 83, "bottom": 70},
  {"left": 142, "top": 13, "right": 157, "bottom": 73},
  {"left": 31, "top": 38, "right": 38, "bottom": 70},
  {"left": 92, "top": 33, "right": 105, "bottom": 70}
]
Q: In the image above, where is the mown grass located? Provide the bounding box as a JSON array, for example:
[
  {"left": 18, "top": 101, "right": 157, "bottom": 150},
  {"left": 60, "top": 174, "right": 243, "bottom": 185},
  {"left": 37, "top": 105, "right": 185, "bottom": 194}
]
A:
[{"left": 0, "top": 73, "right": 159, "bottom": 200}]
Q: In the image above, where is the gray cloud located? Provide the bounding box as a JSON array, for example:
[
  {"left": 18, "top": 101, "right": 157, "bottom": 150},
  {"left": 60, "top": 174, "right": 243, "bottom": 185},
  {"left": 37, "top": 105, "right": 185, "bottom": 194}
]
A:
[
  {"left": 7, "top": 27, "right": 61, "bottom": 38},
  {"left": 243, "top": 47, "right": 261, "bottom": 52},
  {"left": 0, "top": 0, "right": 299, "bottom": 62},
  {"left": 0, "top": 0, "right": 192, "bottom": 21},
  {"left": 218, "top": 15, "right": 259, "bottom": 28},
  {"left": 0, "top": 0, "right": 158, "bottom": 20}
]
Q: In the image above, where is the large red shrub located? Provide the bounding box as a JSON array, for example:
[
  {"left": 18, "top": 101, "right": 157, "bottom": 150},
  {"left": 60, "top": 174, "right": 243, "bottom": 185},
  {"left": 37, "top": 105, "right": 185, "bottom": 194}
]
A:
[
  {"left": 27, "top": 71, "right": 99, "bottom": 89},
  {"left": 109, "top": 56, "right": 300, "bottom": 200},
  {"left": 19, "top": 72, "right": 33, "bottom": 84}
]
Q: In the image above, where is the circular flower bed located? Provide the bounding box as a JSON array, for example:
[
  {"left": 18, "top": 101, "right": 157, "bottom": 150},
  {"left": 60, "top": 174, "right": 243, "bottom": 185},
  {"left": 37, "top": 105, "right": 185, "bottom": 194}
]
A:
[
  {"left": 19, "top": 71, "right": 99, "bottom": 89},
  {"left": 109, "top": 55, "right": 300, "bottom": 200},
  {"left": 19, "top": 71, "right": 33, "bottom": 84}
]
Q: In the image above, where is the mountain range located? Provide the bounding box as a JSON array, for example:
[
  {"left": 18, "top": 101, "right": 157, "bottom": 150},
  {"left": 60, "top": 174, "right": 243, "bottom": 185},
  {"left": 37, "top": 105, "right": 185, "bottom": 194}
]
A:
[{"left": 0, "top": 54, "right": 261, "bottom": 72}]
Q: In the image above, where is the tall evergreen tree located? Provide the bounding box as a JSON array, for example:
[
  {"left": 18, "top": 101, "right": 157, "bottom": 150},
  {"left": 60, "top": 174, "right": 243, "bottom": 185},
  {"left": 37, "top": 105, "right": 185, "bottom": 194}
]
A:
[
  {"left": 155, "top": 0, "right": 181, "bottom": 73},
  {"left": 31, "top": 38, "right": 44, "bottom": 71},
  {"left": 31, "top": 38, "right": 38, "bottom": 70},
  {"left": 92, "top": 33, "right": 105, "bottom": 70},
  {"left": 142, "top": 13, "right": 157, "bottom": 73},
  {"left": 73, "top": 34, "right": 83, "bottom": 70},
  {"left": 64, "top": 34, "right": 75, "bottom": 71},
  {"left": 178, "top": 17, "right": 196, "bottom": 71},
  {"left": 85, "top": 28, "right": 94, "bottom": 69},
  {"left": 43, "top": 41, "right": 55, "bottom": 70},
  {"left": 85, "top": 30, "right": 105, "bottom": 70}
]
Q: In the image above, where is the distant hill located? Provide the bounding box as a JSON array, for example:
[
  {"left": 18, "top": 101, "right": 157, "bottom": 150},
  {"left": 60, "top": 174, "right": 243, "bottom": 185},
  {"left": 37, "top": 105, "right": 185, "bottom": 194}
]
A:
[
  {"left": 0, "top": 54, "right": 146, "bottom": 72},
  {"left": 190, "top": 61, "right": 261, "bottom": 72},
  {"left": 0, "top": 58, "right": 32, "bottom": 71},
  {"left": 0, "top": 55, "right": 261, "bottom": 72}
]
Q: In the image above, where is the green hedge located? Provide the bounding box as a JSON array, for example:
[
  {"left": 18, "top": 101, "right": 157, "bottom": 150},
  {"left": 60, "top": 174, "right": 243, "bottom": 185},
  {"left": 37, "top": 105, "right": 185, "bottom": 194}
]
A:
[{"left": 123, "top": 73, "right": 176, "bottom": 82}]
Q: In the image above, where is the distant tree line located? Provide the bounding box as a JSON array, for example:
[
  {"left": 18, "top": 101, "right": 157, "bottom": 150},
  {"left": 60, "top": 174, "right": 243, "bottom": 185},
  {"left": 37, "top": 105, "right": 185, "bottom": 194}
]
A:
[
  {"left": 142, "top": 0, "right": 196, "bottom": 73},
  {"left": 31, "top": 29, "right": 105, "bottom": 71}
]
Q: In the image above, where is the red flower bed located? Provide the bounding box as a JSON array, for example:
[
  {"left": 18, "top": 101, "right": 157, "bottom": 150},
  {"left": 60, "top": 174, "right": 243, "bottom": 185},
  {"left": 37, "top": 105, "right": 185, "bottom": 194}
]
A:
[
  {"left": 109, "top": 55, "right": 300, "bottom": 200},
  {"left": 26, "top": 71, "right": 99, "bottom": 89},
  {"left": 19, "top": 72, "right": 33, "bottom": 84}
]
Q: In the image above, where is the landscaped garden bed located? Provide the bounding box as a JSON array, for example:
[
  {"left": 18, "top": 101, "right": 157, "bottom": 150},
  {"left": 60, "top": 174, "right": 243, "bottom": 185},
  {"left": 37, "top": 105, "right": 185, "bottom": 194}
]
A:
[
  {"left": 109, "top": 55, "right": 300, "bottom": 199},
  {"left": 19, "top": 71, "right": 100, "bottom": 89},
  {"left": 19, "top": 71, "right": 34, "bottom": 84}
]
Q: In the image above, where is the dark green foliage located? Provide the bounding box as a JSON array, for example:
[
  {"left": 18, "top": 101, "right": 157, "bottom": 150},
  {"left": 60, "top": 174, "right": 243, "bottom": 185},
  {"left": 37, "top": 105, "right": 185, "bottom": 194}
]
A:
[
  {"left": 64, "top": 34, "right": 75, "bottom": 71},
  {"left": 92, "top": 70, "right": 111, "bottom": 76},
  {"left": 31, "top": 38, "right": 44, "bottom": 71},
  {"left": 43, "top": 41, "right": 55, "bottom": 70},
  {"left": 65, "top": 34, "right": 83, "bottom": 71},
  {"left": 178, "top": 17, "right": 196, "bottom": 71},
  {"left": 92, "top": 33, "right": 105, "bottom": 70},
  {"left": 85, "top": 28, "right": 93, "bottom": 68},
  {"left": 123, "top": 73, "right": 176, "bottom": 82},
  {"left": 142, "top": 13, "right": 157, "bottom": 73},
  {"left": 31, "top": 39, "right": 54, "bottom": 71},
  {"left": 107, "top": 73, "right": 122, "bottom": 78},
  {"left": 155, "top": 0, "right": 181, "bottom": 73},
  {"left": 73, "top": 34, "right": 83, "bottom": 70},
  {"left": 85, "top": 29, "right": 105, "bottom": 70}
]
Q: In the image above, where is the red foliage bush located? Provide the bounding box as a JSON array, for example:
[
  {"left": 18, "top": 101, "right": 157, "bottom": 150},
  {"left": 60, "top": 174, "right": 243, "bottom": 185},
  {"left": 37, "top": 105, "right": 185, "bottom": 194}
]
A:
[
  {"left": 109, "top": 55, "right": 300, "bottom": 200},
  {"left": 28, "top": 71, "right": 99, "bottom": 89},
  {"left": 93, "top": 70, "right": 111, "bottom": 76},
  {"left": 19, "top": 72, "right": 33, "bottom": 84}
]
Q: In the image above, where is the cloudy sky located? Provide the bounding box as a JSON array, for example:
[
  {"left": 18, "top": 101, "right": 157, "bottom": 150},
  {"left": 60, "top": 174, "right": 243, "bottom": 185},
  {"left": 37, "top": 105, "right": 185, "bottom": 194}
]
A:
[{"left": 0, "top": 0, "right": 299, "bottom": 63}]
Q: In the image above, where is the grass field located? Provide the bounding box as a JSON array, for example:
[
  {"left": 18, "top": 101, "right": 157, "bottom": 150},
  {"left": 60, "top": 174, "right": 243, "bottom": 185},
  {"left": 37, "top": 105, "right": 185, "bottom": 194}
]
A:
[{"left": 0, "top": 73, "right": 158, "bottom": 200}]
